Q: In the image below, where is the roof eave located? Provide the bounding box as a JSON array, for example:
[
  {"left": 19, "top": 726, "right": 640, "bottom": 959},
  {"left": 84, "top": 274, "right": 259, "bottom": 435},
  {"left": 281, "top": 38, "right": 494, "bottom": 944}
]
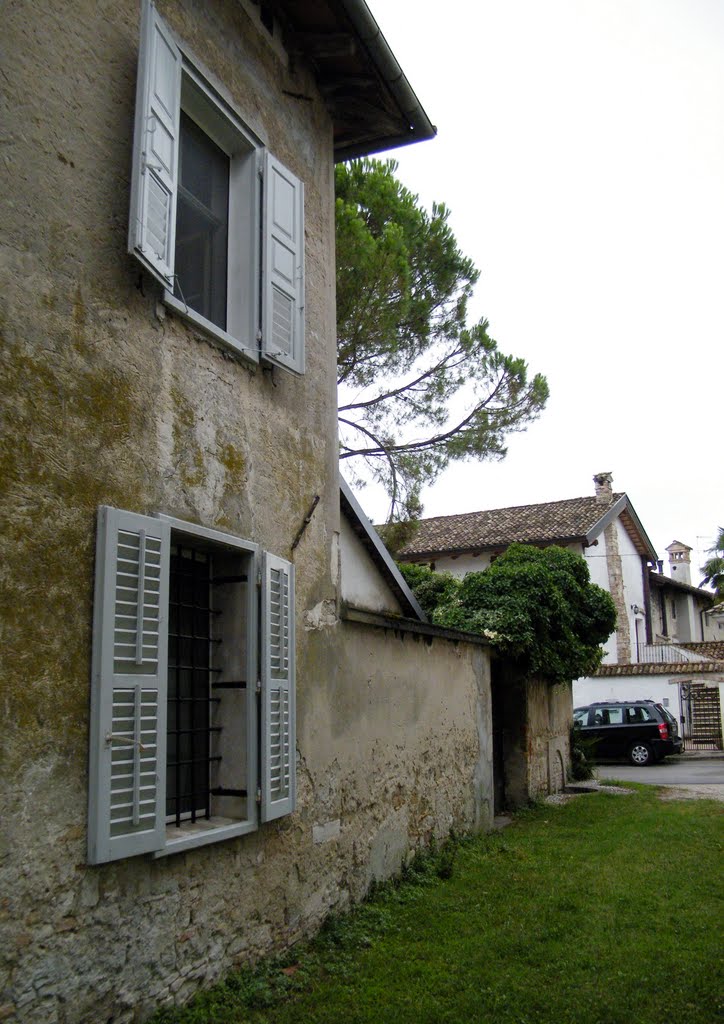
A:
[
  {"left": 332, "top": 0, "right": 436, "bottom": 161},
  {"left": 648, "top": 572, "right": 716, "bottom": 602},
  {"left": 400, "top": 534, "right": 591, "bottom": 561},
  {"left": 586, "top": 495, "right": 658, "bottom": 562}
]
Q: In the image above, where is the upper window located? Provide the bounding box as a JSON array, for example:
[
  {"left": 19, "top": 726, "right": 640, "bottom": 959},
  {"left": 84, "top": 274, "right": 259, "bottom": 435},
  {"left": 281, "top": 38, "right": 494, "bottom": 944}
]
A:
[
  {"left": 87, "top": 507, "right": 296, "bottom": 864},
  {"left": 127, "top": 0, "right": 305, "bottom": 374},
  {"left": 174, "top": 111, "right": 230, "bottom": 330}
]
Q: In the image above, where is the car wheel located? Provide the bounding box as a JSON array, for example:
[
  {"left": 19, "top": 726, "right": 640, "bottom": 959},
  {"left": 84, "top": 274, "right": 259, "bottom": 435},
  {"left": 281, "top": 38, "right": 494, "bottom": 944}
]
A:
[{"left": 629, "top": 742, "right": 654, "bottom": 766}]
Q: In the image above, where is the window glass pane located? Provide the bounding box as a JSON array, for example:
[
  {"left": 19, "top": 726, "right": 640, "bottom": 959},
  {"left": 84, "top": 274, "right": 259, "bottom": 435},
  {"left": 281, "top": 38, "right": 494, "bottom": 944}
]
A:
[
  {"left": 174, "top": 113, "right": 229, "bottom": 330},
  {"left": 167, "top": 545, "right": 211, "bottom": 823}
]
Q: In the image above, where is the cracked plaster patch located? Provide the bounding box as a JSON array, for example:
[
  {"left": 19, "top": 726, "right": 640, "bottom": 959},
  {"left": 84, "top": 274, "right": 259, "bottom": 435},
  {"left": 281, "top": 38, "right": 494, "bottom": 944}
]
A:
[{"left": 304, "top": 600, "right": 338, "bottom": 631}]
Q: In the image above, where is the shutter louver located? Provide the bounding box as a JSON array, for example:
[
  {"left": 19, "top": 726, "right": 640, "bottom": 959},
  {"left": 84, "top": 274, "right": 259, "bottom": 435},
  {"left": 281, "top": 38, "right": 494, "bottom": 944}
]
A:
[
  {"left": 88, "top": 507, "right": 170, "bottom": 864},
  {"left": 128, "top": 0, "right": 181, "bottom": 288},
  {"left": 262, "top": 153, "right": 305, "bottom": 375},
  {"left": 261, "top": 552, "right": 296, "bottom": 821}
]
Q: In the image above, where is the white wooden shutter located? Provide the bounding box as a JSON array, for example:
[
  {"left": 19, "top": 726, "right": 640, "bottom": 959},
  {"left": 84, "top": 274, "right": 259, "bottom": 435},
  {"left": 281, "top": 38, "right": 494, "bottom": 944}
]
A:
[
  {"left": 260, "top": 552, "right": 296, "bottom": 821},
  {"left": 127, "top": 0, "right": 181, "bottom": 288},
  {"left": 88, "top": 507, "right": 170, "bottom": 863},
  {"left": 262, "top": 153, "right": 305, "bottom": 375}
]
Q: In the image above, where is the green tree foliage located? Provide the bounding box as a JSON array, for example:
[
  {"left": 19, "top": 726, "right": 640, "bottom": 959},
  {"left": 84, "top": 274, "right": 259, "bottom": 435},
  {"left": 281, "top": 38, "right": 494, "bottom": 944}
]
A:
[
  {"left": 397, "top": 562, "right": 460, "bottom": 619},
  {"left": 700, "top": 527, "right": 724, "bottom": 598},
  {"left": 336, "top": 159, "right": 549, "bottom": 522},
  {"left": 403, "top": 546, "right": 616, "bottom": 684}
]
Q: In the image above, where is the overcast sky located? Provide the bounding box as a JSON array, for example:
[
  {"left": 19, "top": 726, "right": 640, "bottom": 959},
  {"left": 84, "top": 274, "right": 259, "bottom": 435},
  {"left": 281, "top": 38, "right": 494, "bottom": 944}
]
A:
[{"left": 352, "top": 0, "right": 723, "bottom": 580}]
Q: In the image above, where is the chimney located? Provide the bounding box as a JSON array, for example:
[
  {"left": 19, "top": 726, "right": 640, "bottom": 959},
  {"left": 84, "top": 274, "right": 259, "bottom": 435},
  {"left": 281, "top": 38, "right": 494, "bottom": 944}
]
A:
[
  {"left": 593, "top": 472, "right": 613, "bottom": 504},
  {"left": 666, "top": 540, "right": 692, "bottom": 586}
]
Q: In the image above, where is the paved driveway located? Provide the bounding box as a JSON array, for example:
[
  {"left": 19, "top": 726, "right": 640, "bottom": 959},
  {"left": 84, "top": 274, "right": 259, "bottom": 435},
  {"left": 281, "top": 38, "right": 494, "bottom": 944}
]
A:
[{"left": 595, "top": 756, "right": 724, "bottom": 800}]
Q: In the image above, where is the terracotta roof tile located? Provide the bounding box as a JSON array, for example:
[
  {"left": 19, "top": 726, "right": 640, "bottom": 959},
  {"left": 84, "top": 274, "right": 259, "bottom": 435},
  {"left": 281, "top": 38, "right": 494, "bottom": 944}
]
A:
[
  {"left": 397, "top": 494, "right": 624, "bottom": 558},
  {"left": 596, "top": 661, "right": 724, "bottom": 676},
  {"left": 679, "top": 641, "right": 724, "bottom": 661}
]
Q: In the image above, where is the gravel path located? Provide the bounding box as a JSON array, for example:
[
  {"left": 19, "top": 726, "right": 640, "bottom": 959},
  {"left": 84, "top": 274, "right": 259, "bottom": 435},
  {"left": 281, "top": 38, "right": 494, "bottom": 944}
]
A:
[{"left": 543, "top": 779, "right": 724, "bottom": 804}]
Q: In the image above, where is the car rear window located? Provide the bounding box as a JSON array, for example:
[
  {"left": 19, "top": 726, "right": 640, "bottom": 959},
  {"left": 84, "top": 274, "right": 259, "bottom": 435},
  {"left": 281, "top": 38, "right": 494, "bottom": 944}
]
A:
[{"left": 656, "top": 704, "right": 677, "bottom": 725}]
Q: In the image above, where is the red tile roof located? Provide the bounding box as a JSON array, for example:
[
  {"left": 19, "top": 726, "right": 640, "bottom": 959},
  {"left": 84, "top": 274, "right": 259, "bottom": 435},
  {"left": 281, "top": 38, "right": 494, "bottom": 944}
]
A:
[
  {"left": 397, "top": 494, "right": 625, "bottom": 558},
  {"left": 679, "top": 641, "right": 724, "bottom": 660}
]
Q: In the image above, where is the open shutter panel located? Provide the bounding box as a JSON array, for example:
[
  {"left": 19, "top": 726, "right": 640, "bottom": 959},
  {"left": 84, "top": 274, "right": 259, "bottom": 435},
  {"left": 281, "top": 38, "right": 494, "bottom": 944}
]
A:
[
  {"left": 262, "top": 153, "right": 305, "bottom": 375},
  {"left": 260, "top": 552, "right": 296, "bottom": 821},
  {"left": 88, "top": 507, "right": 170, "bottom": 864},
  {"left": 127, "top": 0, "right": 181, "bottom": 288}
]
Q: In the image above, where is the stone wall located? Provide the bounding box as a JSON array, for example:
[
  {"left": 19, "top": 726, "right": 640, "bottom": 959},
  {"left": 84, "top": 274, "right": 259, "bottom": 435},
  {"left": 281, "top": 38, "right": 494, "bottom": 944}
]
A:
[{"left": 0, "top": 2, "right": 493, "bottom": 1021}]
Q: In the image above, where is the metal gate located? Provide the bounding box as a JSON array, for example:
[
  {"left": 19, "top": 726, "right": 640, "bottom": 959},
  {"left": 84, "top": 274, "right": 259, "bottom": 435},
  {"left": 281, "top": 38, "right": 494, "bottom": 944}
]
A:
[{"left": 679, "top": 682, "right": 723, "bottom": 751}]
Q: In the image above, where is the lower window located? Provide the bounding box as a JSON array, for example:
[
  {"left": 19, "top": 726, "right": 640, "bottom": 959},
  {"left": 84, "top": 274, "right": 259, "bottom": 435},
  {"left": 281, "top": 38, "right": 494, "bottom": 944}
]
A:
[{"left": 87, "top": 507, "right": 295, "bottom": 865}]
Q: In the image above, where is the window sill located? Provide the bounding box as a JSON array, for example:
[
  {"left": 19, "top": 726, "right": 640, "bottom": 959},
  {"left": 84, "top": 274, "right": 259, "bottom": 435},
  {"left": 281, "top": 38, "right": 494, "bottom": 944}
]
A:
[
  {"left": 153, "top": 816, "right": 257, "bottom": 857},
  {"left": 163, "top": 292, "right": 258, "bottom": 366}
]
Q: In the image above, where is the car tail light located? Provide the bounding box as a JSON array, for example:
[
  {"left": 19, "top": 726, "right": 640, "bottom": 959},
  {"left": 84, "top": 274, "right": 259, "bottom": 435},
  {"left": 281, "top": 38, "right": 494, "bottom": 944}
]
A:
[{"left": 658, "top": 722, "right": 669, "bottom": 740}]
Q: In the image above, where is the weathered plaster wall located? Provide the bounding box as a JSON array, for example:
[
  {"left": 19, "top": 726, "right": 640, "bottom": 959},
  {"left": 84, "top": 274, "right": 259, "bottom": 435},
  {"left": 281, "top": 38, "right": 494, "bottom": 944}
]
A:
[
  {"left": 525, "top": 679, "right": 571, "bottom": 799},
  {"left": 0, "top": 2, "right": 493, "bottom": 1021},
  {"left": 304, "top": 621, "right": 492, "bottom": 892},
  {"left": 492, "top": 664, "right": 570, "bottom": 809},
  {"left": 339, "top": 518, "right": 403, "bottom": 616},
  {"left": 1, "top": 0, "right": 339, "bottom": 776},
  {"left": 1, "top": 617, "right": 489, "bottom": 1024}
]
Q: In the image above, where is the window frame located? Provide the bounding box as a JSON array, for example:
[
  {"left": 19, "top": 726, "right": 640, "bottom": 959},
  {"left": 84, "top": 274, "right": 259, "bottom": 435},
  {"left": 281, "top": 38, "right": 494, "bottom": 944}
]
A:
[
  {"left": 155, "top": 515, "right": 261, "bottom": 858},
  {"left": 88, "top": 507, "right": 297, "bottom": 865},
  {"left": 128, "top": 0, "right": 305, "bottom": 374},
  {"left": 162, "top": 64, "right": 262, "bottom": 362}
]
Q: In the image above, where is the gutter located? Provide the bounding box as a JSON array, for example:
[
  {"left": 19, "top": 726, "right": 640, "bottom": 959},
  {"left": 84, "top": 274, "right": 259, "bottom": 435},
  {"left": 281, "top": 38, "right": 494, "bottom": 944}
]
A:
[{"left": 335, "top": 0, "right": 436, "bottom": 160}]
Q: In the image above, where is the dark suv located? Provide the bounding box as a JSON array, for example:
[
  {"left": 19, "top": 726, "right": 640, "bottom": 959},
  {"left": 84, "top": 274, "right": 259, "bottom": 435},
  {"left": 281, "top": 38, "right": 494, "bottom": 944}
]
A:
[{"left": 573, "top": 700, "right": 682, "bottom": 766}]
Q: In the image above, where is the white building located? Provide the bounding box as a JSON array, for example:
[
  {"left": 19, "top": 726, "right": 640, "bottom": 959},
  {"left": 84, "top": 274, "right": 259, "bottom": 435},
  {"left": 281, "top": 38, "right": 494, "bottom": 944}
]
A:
[{"left": 397, "top": 473, "right": 724, "bottom": 748}]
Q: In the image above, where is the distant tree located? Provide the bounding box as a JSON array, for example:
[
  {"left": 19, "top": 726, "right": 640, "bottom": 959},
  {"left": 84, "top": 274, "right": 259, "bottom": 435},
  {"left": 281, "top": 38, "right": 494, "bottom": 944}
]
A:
[
  {"left": 404, "top": 545, "right": 616, "bottom": 684},
  {"left": 336, "top": 158, "right": 549, "bottom": 522},
  {"left": 700, "top": 527, "right": 724, "bottom": 598}
]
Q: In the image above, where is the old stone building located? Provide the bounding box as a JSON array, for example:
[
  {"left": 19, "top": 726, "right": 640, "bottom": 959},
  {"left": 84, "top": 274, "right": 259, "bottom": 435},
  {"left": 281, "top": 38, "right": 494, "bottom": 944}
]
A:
[{"left": 1, "top": 2, "right": 494, "bottom": 1020}]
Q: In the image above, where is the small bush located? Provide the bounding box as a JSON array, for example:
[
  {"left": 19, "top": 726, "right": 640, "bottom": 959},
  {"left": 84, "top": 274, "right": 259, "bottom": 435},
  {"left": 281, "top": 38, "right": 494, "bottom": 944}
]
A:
[{"left": 569, "top": 723, "right": 597, "bottom": 780}]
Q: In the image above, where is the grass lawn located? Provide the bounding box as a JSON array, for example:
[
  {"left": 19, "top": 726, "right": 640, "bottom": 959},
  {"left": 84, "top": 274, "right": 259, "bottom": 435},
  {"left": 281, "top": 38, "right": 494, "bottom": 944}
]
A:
[{"left": 151, "top": 786, "right": 723, "bottom": 1024}]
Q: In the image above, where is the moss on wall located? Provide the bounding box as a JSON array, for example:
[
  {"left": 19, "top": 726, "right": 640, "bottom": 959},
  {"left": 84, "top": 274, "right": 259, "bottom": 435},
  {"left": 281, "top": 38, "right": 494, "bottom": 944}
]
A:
[{"left": 0, "top": 290, "right": 153, "bottom": 766}]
